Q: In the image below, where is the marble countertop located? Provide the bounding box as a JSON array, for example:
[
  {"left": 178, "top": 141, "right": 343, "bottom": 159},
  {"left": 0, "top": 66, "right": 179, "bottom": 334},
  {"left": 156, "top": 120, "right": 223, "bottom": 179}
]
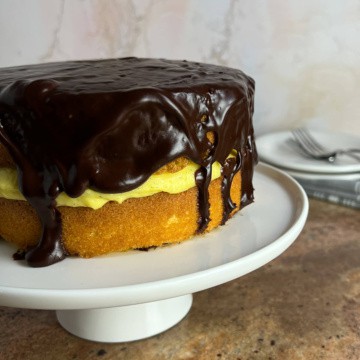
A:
[{"left": 0, "top": 198, "right": 359, "bottom": 360}]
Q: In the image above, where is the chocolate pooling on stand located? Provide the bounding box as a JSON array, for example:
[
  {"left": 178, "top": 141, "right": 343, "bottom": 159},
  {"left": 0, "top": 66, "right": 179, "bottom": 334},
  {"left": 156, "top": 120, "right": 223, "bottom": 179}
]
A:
[{"left": 0, "top": 57, "right": 257, "bottom": 267}]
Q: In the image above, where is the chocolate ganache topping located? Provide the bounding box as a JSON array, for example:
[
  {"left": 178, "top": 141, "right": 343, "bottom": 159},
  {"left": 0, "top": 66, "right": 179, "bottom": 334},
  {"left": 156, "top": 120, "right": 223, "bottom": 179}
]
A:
[{"left": 0, "top": 57, "right": 257, "bottom": 267}]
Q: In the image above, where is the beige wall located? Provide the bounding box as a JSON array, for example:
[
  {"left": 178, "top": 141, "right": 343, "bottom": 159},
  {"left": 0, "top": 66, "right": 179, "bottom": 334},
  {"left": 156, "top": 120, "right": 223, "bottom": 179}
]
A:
[{"left": 0, "top": 0, "right": 359, "bottom": 136}]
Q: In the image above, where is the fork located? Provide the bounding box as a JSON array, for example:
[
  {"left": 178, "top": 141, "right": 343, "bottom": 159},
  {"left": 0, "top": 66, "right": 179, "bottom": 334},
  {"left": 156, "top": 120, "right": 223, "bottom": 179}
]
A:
[{"left": 291, "top": 128, "right": 360, "bottom": 163}]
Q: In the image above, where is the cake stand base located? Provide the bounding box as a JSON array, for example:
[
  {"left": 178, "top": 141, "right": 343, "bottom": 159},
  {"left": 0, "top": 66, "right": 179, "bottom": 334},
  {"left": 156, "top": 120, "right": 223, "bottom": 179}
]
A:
[{"left": 56, "top": 294, "right": 193, "bottom": 343}]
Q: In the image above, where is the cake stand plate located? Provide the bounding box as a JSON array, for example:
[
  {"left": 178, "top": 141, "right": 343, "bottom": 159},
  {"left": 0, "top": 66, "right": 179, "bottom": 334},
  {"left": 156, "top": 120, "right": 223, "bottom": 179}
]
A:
[{"left": 0, "top": 163, "right": 308, "bottom": 342}]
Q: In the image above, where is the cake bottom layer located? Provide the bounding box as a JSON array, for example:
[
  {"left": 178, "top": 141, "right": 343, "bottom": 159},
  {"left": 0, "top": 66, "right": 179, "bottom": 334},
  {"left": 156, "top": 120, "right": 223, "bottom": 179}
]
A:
[{"left": 0, "top": 172, "right": 241, "bottom": 258}]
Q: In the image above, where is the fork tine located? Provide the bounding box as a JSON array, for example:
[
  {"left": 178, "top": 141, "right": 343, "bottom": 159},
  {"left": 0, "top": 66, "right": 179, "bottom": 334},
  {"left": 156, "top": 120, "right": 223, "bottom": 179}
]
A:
[
  {"left": 293, "top": 128, "right": 324, "bottom": 155},
  {"left": 292, "top": 129, "right": 319, "bottom": 155},
  {"left": 298, "top": 128, "right": 326, "bottom": 153}
]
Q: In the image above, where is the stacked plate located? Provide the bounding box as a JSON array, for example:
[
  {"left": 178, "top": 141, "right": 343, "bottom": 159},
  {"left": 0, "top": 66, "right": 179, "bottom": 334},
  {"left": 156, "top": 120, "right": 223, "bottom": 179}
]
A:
[{"left": 256, "top": 129, "right": 360, "bottom": 209}]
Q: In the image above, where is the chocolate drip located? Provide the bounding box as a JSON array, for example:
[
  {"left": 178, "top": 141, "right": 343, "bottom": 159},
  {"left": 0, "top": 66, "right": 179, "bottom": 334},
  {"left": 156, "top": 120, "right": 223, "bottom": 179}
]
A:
[
  {"left": 0, "top": 57, "right": 257, "bottom": 267},
  {"left": 195, "top": 164, "right": 212, "bottom": 233},
  {"left": 24, "top": 197, "right": 66, "bottom": 267},
  {"left": 240, "top": 135, "right": 257, "bottom": 208},
  {"left": 221, "top": 152, "right": 241, "bottom": 225}
]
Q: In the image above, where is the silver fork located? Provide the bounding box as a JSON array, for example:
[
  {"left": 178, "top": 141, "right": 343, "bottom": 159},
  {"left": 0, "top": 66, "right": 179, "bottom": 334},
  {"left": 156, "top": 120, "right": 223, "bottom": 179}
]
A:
[{"left": 291, "top": 128, "right": 360, "bottom": 163}]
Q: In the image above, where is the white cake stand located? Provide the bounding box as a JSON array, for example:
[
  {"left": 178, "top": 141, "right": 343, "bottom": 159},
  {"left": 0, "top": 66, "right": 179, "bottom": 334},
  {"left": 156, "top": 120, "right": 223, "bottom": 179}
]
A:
[{"left": 0, "top": 163, "right": 308, "bottom": 343}]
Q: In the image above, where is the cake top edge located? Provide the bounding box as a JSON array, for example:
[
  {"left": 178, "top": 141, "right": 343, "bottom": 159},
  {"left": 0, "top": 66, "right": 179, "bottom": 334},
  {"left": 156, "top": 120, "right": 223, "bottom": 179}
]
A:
[{"left": 0, "top": 57, "right": 254, "bottom": 94}]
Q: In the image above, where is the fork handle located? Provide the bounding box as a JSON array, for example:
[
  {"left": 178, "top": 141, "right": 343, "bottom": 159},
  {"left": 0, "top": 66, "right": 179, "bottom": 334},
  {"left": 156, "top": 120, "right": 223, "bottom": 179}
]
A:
[{"left": 340, "top": 151, "right": 360, "bottom": 162}]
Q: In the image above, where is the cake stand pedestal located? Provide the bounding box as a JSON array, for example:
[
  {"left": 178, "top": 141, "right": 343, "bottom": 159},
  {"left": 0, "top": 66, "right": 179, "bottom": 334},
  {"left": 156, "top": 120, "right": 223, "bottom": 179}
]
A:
[{"left": 57, "top": 294, "right": 192, "bottom": 342}]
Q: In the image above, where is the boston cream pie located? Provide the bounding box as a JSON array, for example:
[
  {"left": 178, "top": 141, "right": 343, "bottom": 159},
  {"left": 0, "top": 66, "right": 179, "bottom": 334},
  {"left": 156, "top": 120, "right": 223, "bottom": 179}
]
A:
[{"left": 0, "top": 57, "right": 257, "bottom": 267}]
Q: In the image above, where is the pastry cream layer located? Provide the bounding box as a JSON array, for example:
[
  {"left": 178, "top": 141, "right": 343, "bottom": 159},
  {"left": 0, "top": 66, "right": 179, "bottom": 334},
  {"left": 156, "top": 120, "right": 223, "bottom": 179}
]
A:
[{"left": 0, "top": 162, "right": 222, "bottom": 210}]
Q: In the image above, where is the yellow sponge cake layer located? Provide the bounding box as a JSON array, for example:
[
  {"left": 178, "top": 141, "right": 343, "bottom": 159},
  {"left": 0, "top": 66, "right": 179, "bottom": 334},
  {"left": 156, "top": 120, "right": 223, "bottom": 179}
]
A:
[{"left": 0, "top": 170, "right": 241, "bottom": 258}]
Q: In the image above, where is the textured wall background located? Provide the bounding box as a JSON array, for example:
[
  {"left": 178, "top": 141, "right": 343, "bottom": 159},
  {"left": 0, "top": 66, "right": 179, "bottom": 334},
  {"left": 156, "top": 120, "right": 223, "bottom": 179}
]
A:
[{"left": 0, "top": 0, "right": 359, "bottom": 135}]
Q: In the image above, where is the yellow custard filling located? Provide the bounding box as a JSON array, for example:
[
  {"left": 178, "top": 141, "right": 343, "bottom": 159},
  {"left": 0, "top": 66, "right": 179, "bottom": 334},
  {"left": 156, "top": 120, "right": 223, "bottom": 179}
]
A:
[{"left": 0, "top": 162, "right": 222, "bottom": 209}]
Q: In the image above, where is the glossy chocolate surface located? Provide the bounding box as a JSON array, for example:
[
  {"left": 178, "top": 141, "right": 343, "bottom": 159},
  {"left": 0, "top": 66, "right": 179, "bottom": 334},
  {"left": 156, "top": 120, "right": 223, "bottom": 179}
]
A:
[{"left": 0, "top": 57, "right": 257, "bottom": 267}]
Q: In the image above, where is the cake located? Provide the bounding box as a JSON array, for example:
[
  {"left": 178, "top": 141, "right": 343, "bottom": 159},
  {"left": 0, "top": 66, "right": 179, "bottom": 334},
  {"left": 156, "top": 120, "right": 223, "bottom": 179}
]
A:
[{"left": 0, "top": 57, "right": 257, "bottom": 267}]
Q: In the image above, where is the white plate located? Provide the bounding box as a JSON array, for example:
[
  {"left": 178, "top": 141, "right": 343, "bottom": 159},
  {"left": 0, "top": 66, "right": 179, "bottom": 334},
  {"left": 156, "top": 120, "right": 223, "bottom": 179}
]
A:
[
  {"left": 256, "top": 130, "right": 360, "bottom": 174},
  {"left": 286, "top": 169, "right": 360, "bottom": 182},
  {"left": 0, "top": 163, "right": 308, "bottom": 310}
]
